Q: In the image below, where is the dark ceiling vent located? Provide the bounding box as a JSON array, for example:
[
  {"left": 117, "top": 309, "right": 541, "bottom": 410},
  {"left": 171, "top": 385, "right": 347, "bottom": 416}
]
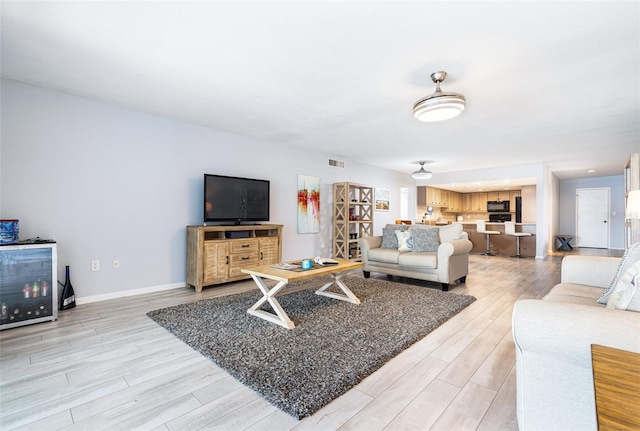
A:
[{"left": 328, "top": 159, "right": 345, "bottom": 168}]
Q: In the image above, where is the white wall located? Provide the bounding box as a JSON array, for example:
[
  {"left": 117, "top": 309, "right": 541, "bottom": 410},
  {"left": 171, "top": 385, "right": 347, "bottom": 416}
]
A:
[
  {"left": 1, "top": 79, "right": 414, "bottom": 302},
  {"left": 520, "top": 185, "right": 537, "bottom": 223},
  {"left": 559, "top": 175, "right": 625, "bottom": 249}
]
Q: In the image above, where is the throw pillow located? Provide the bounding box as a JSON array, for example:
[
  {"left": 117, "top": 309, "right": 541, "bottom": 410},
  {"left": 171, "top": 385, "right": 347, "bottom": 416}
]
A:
[
  {"left": 381, "top": 225, "right": 406, "bottom": 249},
  {"left": 606, "top": 260, "right": 640, "bottom": 311},
  {"left": 395, "top": 230, "right": 413, "bottom": 252},
  {"left": 411, "top": 227, "right": 440, "bottom": 252},
  {"left": 598, "top": 242, "right": 640, "bottom": 304}
]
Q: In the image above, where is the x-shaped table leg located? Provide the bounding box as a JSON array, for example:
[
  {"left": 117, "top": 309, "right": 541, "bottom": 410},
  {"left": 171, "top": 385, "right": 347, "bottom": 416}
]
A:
[
  {"left": 247, "top": 275, "right": 295, "bottom": 329},
  {"left": 315, "top": 272, "right": 361, "bottom": 304}
]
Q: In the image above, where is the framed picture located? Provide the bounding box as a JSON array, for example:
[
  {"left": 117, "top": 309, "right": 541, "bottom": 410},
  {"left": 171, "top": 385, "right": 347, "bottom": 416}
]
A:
[
  {"left": 375, "top": 188, "right": 390, "bottom": 211},
  {"left": 297, "top": 175, "right": 320, "bottom": 233}
]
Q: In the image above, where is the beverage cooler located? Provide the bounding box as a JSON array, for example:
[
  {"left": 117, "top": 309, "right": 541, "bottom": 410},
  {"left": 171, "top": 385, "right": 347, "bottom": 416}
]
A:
[{"left": 0, "top": 242, "right": 58, "bottom": 330}]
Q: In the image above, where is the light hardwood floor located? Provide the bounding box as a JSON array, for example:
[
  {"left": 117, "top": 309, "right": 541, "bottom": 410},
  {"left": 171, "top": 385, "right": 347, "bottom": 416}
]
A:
[{"left": 0, "top": 249, "right": 621, "bottom": 430}]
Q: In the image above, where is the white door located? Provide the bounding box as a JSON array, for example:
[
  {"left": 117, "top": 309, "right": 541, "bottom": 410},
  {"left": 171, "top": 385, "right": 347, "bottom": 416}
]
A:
[{"left": 576, "top": 188, "right": 609, "bottom": 248}]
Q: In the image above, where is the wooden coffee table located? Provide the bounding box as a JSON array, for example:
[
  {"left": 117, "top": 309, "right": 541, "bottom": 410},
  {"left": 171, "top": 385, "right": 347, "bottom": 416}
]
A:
[{"left": 241, "top": 258, "right": 363, "bottom": 329}]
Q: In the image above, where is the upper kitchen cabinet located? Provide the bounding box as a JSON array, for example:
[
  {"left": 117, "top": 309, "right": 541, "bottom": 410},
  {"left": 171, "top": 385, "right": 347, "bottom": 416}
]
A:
[
  {"left": 487, "top": 191, "right": 511, "bottom": 201},
  {"left": 417, "top": 186, "right": 448, "bottom": 207}
]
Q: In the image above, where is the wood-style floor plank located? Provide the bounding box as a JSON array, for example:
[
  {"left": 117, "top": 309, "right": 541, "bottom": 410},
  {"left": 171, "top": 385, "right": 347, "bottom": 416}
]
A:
[{"left": 0, "top": 250, "right": 621, "bottom": 430}]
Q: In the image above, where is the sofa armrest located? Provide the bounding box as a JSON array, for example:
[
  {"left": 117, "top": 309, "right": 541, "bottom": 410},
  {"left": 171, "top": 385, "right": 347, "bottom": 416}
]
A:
[
  {"left": 437, "top": 238, "right": 473, "bottom": 258},
  {"left": 561, "top": 255, "right": 620, "bottom": 288},
  {"left": 513, "top": 299, "right": 640, "bottom": 368},
  {"left": 358, "top": 236, "right": 382, "bottom": 266}
]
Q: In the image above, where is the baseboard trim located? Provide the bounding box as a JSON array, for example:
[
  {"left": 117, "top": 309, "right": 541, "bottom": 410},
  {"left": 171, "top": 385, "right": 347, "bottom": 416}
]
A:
[{"left": 76, "top": 282, "right": 186, "bottom": 305}]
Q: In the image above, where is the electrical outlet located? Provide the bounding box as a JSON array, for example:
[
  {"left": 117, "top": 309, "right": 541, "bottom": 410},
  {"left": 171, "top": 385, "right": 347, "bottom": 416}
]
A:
[
  {"left": 91, "top": 260, "right": 100, "bottom": 271},
  {"left": 113, "top": 259, "right": 120, "bottom": 269}
]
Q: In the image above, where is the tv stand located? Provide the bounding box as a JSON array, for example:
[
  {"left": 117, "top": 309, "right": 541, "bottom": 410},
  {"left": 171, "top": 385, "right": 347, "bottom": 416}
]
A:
[{"left": 186, "top": 224, "right": 283, "bottom": 292}]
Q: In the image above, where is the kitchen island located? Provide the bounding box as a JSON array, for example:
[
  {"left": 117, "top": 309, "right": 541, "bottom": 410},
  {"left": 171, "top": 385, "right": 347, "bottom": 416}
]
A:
[{"left": 461, "top": 222, "right": 536, "bottom": 257}]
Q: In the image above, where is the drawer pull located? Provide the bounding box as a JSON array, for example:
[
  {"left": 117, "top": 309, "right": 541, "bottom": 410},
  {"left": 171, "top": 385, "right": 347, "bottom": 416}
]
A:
[
  {"left": 242, "top": 256, "right": 250, "bottom": 260},
  {"left": 242, "top": 244, "right": 250, "bottom": 248}
]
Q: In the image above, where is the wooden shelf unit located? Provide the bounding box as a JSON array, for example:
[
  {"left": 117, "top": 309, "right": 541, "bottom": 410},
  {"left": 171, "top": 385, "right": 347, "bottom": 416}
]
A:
[
  {"left": 186, "top": 224, "right": 282, "bottom": 292},
  {"left": 333, "top": 182, "right": 373, "bottom": 260}
]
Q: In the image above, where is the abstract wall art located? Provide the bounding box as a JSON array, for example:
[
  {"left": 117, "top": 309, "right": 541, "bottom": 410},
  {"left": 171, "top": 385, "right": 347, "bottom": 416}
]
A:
[{"left": 297, "top": 175, "right": 320, "bottom": 233}]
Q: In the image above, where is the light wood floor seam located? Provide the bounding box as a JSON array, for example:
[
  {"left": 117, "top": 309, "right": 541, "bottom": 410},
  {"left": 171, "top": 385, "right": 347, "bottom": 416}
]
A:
[{"left": 0, "top": 250, "right": 619, "bottom": 430}]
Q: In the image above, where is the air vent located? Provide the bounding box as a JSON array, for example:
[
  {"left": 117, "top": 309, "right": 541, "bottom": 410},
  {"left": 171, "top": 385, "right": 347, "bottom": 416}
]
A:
[{"left": 328, "top": 159, "right": 345, "bottom": 168}]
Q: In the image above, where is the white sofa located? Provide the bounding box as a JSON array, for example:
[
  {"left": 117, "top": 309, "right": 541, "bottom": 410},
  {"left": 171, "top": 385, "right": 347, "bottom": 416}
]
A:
[
  {"left": 512, "top": 252, "right": 640, "bottom": 431},
  {"left": 358, "top": 223, "right": 473, "bottom": 291}
]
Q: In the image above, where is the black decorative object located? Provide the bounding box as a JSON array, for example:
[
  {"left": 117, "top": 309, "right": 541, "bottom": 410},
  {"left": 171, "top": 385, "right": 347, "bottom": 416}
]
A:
[{"left": 59, "top": 265, "right": 76, "bottom": 310}]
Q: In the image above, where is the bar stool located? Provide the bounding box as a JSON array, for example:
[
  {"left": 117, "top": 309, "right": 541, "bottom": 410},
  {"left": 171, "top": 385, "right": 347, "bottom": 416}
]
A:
[
  {"left": 477, "top": 220, "right": 500, "bottom": 256},
  {"left": 505, "top": 221, "right": 531, "bottom": 258}
]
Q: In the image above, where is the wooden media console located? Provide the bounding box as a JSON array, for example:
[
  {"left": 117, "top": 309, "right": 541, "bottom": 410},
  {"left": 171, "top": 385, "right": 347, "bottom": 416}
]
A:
[{"left": 186, "top": 224, "right": 283, "bottom": 292}]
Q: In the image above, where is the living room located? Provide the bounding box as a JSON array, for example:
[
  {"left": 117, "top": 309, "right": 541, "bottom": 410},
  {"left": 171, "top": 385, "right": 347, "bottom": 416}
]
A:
[{"left": 1, "top": 2, "right": 639, "bottom": 430}]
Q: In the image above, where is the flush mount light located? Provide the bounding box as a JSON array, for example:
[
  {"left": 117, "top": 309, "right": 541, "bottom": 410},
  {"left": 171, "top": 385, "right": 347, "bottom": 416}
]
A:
[
  {"left": 412, "top": 161, "right": 433, "bottom": 180},
  {"left": 413, "top": 71, "right": 466, "bottom": 122}
]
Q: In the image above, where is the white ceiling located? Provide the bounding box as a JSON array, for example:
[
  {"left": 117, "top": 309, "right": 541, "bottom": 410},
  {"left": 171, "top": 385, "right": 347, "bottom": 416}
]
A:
[{"left": 2, "top": 1, "right": 639, "bottom": 187}]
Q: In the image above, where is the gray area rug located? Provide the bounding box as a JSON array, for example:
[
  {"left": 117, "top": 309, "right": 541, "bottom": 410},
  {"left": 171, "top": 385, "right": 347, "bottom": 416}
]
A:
[{"left": 147, "top": 276, "right": 475, "bottom": 419}]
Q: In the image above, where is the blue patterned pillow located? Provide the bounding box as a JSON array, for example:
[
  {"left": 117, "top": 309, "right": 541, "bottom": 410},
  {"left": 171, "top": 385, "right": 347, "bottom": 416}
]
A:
[
  {"left": 381, "top": 225, "right": 406, "bottom": 249},
  {"left": 411, "top": 228, "right": 440, "bottom": 252}
]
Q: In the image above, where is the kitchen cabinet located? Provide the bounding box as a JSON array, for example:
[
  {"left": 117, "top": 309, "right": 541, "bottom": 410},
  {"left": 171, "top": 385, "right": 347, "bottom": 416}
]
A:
[
  {"left": 447, "top": 191, "right": 461, "bottom": 212},
  {"left": 471, "top": 192, "right": 488, "bottom": 212},
  {"left": 462, "top": 193, "right": 473, "bottom": 211},
  {"left": 417, "top": 186, "right": 448, "bottom": 207},
  {"left": 487, "top": 191, "right": 510, "bottom": 201}
]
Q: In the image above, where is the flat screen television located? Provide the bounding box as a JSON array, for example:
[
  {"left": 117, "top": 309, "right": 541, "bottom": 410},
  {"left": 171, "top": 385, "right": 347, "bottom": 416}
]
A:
[{"left": 204, "top": 174, "right": 270, "bottom": 224}]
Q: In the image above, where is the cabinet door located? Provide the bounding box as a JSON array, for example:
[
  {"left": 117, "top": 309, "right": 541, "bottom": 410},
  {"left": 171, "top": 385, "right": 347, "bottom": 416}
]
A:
[
  {"left": 440, "top": 190, "right": 449, "bottom": 208},
  {"left": 417, "top": 186, "right": 427, "bottom": 206},
  {"left": 487, "top": 192, "right": 499, "bottom": 201},
  {"left": 462, "top": 193, "right": 472, "bottom": 211},
  {"left": 472, "top": 192, "right": 488, "bottom": 211},
  {"left": 498, "top": 191, "right": 510, "bottom": 201},
  {"left": 203, "top": 242, "right": 229, "bottom": 284},
  {"left": 448, "top": 191, "right": 460, "bottom": 212},
  {"left": 259, "top": 237, "right": 280, "bottom": 265}
]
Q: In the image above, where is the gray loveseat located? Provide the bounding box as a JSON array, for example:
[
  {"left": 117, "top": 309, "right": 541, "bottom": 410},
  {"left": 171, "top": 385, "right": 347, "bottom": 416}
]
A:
[
  {"left": 358, "top": 223, "right": 472, "bottom": 291},
  {"left": 512, "top": 248, "right": 640, "bottom": 430}
]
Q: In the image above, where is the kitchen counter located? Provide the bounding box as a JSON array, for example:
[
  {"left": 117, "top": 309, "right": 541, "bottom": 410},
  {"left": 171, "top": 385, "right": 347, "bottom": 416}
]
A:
[{"left": 462, "top": 222, "right": 536, "bottom": 257}]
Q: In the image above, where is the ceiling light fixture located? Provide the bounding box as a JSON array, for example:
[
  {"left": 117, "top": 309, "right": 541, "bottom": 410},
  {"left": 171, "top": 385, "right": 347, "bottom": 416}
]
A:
[
  {"left": 413, "top": 71, "right": 466, "bottom": 122},
  {"left": 412, "top": 161, "right": 433, "bottom": 180}
]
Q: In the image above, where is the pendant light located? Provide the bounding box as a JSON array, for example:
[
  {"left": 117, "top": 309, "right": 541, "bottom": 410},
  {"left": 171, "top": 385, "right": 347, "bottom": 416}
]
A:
[
  {"left": 412, "top": 162, "right": 433, "bottom": 180},
  {"left": 413, "top": 71, "right": 466, "bottom": 122}
]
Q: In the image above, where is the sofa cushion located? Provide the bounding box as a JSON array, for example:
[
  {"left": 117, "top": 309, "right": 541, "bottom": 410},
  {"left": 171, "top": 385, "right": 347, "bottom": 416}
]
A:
[
  {"left": 439, "top": 223, "right": 464, "bottom": 242},
  {"left": 411, "top": 227, "right": 440, "bottom": 252},
  {"left": 368, "top": 247, "right": 403, "bottom": 264},
  {"left": 598, "top": 241, "right": 640, "bottom": 304},
  {"left": 395, "top": 230, "right": 413, "bottom": 252},
  {"left": 544, "top": 292, "right": 606, "bottom": 307},
  {"left": 547, "top": 283, "right": 604, "bottom": 300},
  {"left": 398, "top": 251, "right": 437, "bottom": 268},
  {"left": 381, "top": 225, "right": 407, "bottom": 249},
  {"left": 606, "top": 260, "right": 640, "bottom": 311}
]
